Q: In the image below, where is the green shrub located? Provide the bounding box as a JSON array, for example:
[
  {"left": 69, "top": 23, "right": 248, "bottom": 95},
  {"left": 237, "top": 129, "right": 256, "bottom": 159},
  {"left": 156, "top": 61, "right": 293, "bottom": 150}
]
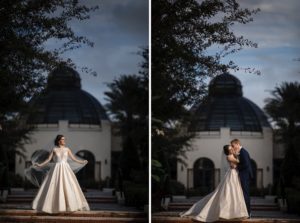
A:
[
  {"left": 78, "top": 178, "right": 100, "bottom": 189},
  {"left": 170, "top": 180, "right": 185, "bottom": 195},
  {"left": 292, "top": 177, "right": 300, "bottom": 190},
  {"left": 250, "top": 187, "right": 268, "bottom": 196},
  {"left": 7, "top": 172, "right": 24, "bottom": 187},
  {"left": 186, "top": 187, "right": 211, "bottom": 196},
  {"left": 285, "top": 187, "right": 300, "bottom": 214},
  {"left": 123, "top": 181, "right": 148, "bottom": 209},
  {"left": 130, "top": 170, "right": 148, "bottom": 184}
]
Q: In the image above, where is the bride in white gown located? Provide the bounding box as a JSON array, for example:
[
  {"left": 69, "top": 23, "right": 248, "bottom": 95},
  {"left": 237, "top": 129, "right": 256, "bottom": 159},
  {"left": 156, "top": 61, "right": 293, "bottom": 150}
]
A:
[
  {"left": 32, "top": 135, "right": 90, "bottom": 213},
  {"left": 180, "top": 145, "right": 248, "bottom": 222}
]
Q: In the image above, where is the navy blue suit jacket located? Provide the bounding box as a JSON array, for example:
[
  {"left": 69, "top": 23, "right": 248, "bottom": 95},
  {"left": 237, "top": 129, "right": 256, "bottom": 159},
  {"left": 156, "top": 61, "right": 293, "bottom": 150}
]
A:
[
  {"left": 237, "top": 147, "right": 253, "bottom": 179},
  {"left": 237, "top": 147, "right": 253, "bottom": 215}
]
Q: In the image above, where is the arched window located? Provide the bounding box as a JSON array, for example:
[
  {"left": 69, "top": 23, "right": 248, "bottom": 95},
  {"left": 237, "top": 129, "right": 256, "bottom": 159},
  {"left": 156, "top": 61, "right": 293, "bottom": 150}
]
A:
[
  {"left": 250, "top": 159, "right": 257, "bottom": 188},
  {"left": 193, "top": 158, "right": 215, "bottom": 194},
  {"left": 76, "top": 150, "right": 95, "bottom": 188}
]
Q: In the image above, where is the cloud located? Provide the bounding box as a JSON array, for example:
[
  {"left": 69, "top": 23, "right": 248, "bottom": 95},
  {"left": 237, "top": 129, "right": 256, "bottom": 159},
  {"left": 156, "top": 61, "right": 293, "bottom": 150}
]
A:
[
  {"left": 214, "top": 0, "right": 300, "bottom": 110},
  {"left": 49, "top": 0, "right": 149, "bottom": 105},
  {"left": 234, "top": 0, "right": 300, "bottom": 48},
  {"left": 72, "top": 0, "right": 148, "bottom": 44},
  {"left": 229, "top": 46, "right": 300, "bottom": 108}
]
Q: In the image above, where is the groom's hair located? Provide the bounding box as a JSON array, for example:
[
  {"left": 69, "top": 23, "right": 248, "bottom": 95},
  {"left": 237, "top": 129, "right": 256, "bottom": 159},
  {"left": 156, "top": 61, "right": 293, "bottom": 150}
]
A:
[{"left": 231, "top": 138, "right": 241, "bottom": 145}]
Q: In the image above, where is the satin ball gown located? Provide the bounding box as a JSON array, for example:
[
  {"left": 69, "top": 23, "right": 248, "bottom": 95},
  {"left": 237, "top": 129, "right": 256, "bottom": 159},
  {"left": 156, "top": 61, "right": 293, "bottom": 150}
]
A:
[
  {"left": 180, "top": 168, "right": 248, "bottom": 222},
  {"left": 32, "top": 147, "right": 90, "bottom": 213}
]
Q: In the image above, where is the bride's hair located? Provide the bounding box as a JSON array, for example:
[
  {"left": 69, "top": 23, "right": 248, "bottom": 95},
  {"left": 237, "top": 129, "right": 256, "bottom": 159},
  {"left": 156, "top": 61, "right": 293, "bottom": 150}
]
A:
[
  {"left": 223, "top": 145, "right": 230, "bottom": 155},
  {"left": 54, "top": 134, "right": 64, "bottom": 146}
]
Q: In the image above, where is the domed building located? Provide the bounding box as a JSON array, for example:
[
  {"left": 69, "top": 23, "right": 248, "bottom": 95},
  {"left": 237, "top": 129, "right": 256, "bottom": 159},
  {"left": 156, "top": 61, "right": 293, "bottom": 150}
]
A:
[
  {"left": 15, "top": 66, "right": 114, "bottom": 186},
  {"left": 177, "top": 73, "right": 273, "bottom": 192}
]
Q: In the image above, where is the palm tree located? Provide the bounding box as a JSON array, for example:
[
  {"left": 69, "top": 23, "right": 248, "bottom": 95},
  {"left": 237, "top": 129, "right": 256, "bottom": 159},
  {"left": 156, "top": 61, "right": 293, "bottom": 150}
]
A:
[
  {"left": 105, "top": 47, "right": 148, "bottom": 183},
  {"left": 105, "top": 74, "right": 148, "bottom": 181},
  {"left": 264, "top": 82, "right": 300, "bottom": 187}
]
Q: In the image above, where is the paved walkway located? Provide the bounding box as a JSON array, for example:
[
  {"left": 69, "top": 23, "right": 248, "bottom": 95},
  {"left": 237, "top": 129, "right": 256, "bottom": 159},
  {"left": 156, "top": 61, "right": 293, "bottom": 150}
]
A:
[
  {"left": 0, "top": 188, "right": 142, "bottom": 212},
  {"left": 154, "top": 195, "right": 300, "bottom": 221},
  {"left": 0, "top": 189, "right": 148, "bottom": 222},
  {"left": 153, "top": 210, "right": 300, "bottom": 219},
  {"left": 0, "top": 203, "right": 142, "bottom": 212},
  {"left": 0, "top": 210, "right": 147, "bottom": 223}
]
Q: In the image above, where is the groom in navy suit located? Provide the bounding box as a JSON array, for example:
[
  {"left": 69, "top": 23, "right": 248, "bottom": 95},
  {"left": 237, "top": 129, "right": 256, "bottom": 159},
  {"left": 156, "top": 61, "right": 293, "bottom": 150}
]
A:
[{"left": 231, "top": 139, "right": 253, "bottom": 217}]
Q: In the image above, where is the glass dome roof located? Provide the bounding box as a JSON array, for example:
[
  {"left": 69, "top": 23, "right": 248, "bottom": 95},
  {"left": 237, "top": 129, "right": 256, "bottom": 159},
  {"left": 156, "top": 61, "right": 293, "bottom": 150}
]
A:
[
  {"left": 190, "top": 73, "right": 270, "bottom": 132},
  {"left": 27, "top": 66, "right": 108, "bottom": 125}
]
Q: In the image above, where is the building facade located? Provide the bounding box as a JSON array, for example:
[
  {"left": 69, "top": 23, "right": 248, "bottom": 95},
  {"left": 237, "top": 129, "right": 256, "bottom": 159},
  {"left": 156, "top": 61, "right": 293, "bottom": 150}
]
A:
[
  {"left": 178, "top": 73, "right": 273, "bottom": 192},
  {"left": 15, "top": 66, "right": 113, "bottom": 186}
]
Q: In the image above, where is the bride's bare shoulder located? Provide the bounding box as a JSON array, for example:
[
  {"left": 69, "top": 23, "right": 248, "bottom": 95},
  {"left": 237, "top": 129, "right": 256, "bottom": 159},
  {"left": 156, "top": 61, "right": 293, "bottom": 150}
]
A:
[{"left": 226, "top": 154, "right": 234, "bottom": 161}]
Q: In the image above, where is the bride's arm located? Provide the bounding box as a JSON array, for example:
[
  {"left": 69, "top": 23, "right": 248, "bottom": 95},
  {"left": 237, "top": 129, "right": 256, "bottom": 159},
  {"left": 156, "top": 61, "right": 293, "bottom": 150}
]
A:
[
  {"left": 67, "top": 148, "right": 87, "bottom": 164},
  {"left": 35, "top": 150, "right": 54, "bottom": 167},
  {"left": 227, "top": 154, "right": 239, "bottom": 164}
]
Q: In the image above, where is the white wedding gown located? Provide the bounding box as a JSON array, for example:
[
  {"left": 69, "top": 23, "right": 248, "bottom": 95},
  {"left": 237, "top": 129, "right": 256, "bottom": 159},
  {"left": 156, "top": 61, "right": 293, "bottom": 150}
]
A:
[
  {"left": 32, "top": 147, "right": 90, "bottom": 213},
  {"left": 180, "top": 168, "right": 248, "bottom": 222}
]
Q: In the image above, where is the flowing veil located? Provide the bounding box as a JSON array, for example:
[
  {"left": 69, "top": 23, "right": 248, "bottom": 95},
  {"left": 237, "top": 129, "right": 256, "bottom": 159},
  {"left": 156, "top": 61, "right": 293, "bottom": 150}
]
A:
[
  {"left": 24, "top": 140, "right": 87, "bottom": 187},
  {"left": 220, "top": 151, "right": 230, "bottom": 180}
]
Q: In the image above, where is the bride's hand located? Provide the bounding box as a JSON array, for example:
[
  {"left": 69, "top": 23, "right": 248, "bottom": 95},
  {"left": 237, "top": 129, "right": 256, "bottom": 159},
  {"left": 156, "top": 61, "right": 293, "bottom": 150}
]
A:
[
  {"left": 230, "top": 163, "right": 236, "bottom": 169},
  {"left": 34, "top": 163, "right": 41, "bottom": 168},
  {"left": 82, "top": 160, "right": 88, "bottom": 164}
]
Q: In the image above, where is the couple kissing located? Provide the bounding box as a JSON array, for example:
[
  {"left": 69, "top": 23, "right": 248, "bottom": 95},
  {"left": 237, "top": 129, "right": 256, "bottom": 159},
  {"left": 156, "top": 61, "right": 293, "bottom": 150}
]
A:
[{"left": 180, "top": 139, "right": 253, "bottom": 222}]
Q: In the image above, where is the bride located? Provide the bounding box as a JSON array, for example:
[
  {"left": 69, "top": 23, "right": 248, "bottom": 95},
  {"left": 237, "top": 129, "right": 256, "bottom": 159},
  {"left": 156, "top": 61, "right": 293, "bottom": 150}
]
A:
[
  {"left": 180, "top": 145, "right": 248, "bottom": 222},
  {"left": 31, "top": 134, "right": 90, "bottom": 213}
]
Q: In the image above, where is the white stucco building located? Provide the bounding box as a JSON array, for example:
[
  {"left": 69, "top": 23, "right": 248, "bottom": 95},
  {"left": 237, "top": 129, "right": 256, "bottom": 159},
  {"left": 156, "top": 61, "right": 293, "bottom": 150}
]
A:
[
  {"left": 15, "top": 66, "right": 114, "bottom": 186},
  {"left": 178, "top": 73, "right": 273, "bottom": 192}
]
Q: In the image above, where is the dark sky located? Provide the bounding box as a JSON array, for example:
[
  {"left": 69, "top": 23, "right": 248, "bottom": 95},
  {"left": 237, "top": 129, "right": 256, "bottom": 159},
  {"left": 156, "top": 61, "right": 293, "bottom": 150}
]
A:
[
  {"left": 223, "top": 0, "right": 300, "bottom": 109},
  {"left": 47, "top": 0, "right": 299, "bottom": 112},
  {"left": 48, "top": 0, "right": 149, "bottom": 106}
]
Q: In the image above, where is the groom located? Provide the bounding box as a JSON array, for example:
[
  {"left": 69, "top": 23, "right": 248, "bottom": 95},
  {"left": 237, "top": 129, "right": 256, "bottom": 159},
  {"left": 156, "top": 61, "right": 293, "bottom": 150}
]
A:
[{"left": 231, "top": 139, "right": 253, "bottom": 217}]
